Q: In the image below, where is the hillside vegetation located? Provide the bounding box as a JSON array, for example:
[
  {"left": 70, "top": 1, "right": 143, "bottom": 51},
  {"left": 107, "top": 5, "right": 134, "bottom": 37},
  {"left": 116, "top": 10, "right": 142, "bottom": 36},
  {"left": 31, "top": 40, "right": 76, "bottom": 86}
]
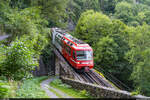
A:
[{"left": 0, "top": 0, "right": 150, "bottom": 97}]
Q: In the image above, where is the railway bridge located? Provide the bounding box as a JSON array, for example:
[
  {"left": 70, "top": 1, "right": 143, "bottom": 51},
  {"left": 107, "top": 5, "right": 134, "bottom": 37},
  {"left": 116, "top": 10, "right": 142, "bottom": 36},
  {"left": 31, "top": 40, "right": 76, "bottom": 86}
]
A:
[{"left": 33, "top": 46, "right": 147, "bottom": 98}]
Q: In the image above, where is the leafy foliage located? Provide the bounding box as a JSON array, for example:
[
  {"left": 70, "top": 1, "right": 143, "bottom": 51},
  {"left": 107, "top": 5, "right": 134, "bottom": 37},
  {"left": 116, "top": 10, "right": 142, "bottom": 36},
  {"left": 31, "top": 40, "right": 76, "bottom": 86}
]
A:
[
  {"left": 0, "top": 0, "right": 49, "bottom": 80},
  {"left": 99, "top": 0, "right": 117, "bottom": 14},
  {"left": 95, "top": 36, "right": 119, "bottom": 68},
  {"left": 74, "top": 1, "right": 150, "bottom": 96},
  {"left": 16, "top": 76, "right": 48, "bottom": 98},
  {"left": 75, "top": 10, "right": 111, "bottom": 46},
  {"left": 76, "top": 10, "right": 132, "bottom": 88},
  {"left": 126, "top": 24, "right": 150, "bottom": 96},
  {"left": 1, "top": 6, "right": 48, "bottom": 42},
  {"left": 0, "top": 37, "right": 38, "bottom": 80},
  {"left": 50, "top": 79, "right": 92, "bottom": 98},
  {"left": 0, "top": 80, "right": 10, "bottom": 98},
  {"left": 32, "top": 0, "right": 69, "bottom": 27},
  {"left": 114, "top": 1, "right": 150, "bottom": 26},
  {"left": 114, "top": 1, "right": 134, "bottom": 25},
  {"left": 67, "top": 0, "right": 101, "bottom": 24}
]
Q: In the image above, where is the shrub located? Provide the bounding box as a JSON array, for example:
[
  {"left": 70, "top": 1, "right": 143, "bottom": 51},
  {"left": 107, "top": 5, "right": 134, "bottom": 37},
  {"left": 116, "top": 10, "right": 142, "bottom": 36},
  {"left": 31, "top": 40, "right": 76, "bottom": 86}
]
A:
[
  {"left": 1, "top": 38, "right": 38, "bottom": 80},
  {"left": 0, "top": 80, "right": 10, "bottom": 98}
]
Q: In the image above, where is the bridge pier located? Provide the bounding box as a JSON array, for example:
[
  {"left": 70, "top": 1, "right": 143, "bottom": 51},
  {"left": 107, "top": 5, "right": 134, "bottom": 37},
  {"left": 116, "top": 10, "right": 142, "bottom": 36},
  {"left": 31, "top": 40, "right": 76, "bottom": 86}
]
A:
[
  {"left": 32, "top": 51, "right": 56, "bottom": 76},
  {"left": 54, "top": 55, "right": 75, "bottom": 79},
  {"left": 55, "top": 56, "right": 60, "bottom": 76},
  {"left": 53, "top": 48, "right": 77, "bottom": 79}
]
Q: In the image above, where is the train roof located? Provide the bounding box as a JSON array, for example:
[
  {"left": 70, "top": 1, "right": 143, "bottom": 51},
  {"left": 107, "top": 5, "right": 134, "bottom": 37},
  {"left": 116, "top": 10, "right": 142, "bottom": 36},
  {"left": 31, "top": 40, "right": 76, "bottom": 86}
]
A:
[
  {"left": 63, "top": 33, "right": 92, "bottom": 50},
  {"left": 52, "top": 27, "right": 92, "bottom": 50}
]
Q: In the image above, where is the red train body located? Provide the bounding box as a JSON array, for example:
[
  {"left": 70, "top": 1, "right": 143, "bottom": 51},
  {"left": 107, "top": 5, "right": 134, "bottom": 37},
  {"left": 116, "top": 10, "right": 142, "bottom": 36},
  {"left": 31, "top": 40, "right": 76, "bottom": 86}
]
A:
[{"left": 51, "top": 28, "right": 94, "bottom": 72}]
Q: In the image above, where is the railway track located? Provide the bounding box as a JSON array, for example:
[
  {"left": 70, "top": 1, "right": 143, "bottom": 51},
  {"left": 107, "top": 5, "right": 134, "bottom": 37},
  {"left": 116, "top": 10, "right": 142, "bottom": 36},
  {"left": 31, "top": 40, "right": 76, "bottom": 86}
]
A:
[
  {"left": 77, "top": 69, "right": 115, "bottom": 88},
  {"left": 53, "top": 47, "right": 117, "bottom": 89}
]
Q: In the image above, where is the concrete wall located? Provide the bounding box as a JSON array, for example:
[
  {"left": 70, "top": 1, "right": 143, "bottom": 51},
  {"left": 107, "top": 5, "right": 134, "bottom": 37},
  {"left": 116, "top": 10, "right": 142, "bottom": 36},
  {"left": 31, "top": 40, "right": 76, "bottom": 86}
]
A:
[
  {"left": 55, "top": 56, "right": 60, "bottom": 76},
  {"left": 32, "top": 56, "right": 47, "bottom": 76},
  {"left": 60, "top": 77, "right": 148, "bottom": 99},
  {"left": 32, "top": 53, "right": 55, "bottom": 76}
]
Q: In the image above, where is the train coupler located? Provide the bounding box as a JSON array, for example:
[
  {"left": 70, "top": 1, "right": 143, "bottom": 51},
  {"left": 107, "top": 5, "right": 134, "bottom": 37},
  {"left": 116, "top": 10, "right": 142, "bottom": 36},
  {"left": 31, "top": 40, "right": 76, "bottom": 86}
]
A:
[{"left": 84, "top": 67, "right": 90, "bottom": 72}]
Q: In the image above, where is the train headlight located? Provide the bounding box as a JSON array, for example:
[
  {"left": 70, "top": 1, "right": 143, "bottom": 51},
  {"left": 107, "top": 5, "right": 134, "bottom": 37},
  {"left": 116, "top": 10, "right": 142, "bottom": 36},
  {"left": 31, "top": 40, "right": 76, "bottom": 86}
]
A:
[{"left": 76, "top": 62, "right": 80, "bottom": 64}]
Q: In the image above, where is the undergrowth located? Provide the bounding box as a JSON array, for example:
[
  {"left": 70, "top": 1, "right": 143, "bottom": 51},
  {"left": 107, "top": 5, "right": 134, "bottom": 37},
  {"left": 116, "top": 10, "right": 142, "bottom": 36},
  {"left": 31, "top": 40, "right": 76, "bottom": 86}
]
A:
[
  {"left": 15, "top": 76, "right": 49, "bottom": 98},
  {"left": 50, "top": 79, "right": 93, "bottom": 98}
]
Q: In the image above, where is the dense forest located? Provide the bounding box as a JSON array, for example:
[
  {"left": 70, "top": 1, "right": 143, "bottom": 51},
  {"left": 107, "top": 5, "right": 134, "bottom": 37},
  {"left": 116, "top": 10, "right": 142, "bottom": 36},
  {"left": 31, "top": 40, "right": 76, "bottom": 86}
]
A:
[{"left": 0, "top": 0, "right": 150, "bottom": 97}]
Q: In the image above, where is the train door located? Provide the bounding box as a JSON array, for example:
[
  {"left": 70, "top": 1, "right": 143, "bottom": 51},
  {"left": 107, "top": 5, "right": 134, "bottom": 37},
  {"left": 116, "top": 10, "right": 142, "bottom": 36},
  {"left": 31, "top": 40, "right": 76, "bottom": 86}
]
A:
[
  {"left": 71, "top": 49, "right": 76, "bottom": 67},
  {"left": 63, "top": 43, "right": 67, "bottom": 58},
  {"left": 66, "top": 45, "right": 71, "bottom": 61}
]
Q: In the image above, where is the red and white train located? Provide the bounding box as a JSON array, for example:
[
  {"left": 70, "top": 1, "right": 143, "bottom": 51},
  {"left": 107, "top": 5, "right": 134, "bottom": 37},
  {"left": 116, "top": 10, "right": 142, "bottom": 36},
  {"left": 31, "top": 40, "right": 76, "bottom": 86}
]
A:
[{"left": 51, "top": 28, "right": 94, "bottom": 72}]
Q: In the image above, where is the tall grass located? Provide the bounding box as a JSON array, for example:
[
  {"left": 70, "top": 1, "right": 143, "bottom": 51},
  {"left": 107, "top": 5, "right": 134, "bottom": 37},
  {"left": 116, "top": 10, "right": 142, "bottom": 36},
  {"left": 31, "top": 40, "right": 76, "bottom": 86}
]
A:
[
  {"left": 16, "top": 76, "right": 49, "bottom": 98},
  {"left": 50, "top": 79, "right": 93, "bottom": 98}
]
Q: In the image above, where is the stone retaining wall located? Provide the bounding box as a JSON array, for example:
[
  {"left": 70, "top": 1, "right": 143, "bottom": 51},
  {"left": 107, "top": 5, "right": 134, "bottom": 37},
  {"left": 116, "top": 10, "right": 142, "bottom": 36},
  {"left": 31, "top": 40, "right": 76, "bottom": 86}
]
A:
[
  {"left": 60, "top": 77, "right": 148, "bottom": 99},
  {"left": 32, "top": 56, "right": 47, "bottom": 76}
]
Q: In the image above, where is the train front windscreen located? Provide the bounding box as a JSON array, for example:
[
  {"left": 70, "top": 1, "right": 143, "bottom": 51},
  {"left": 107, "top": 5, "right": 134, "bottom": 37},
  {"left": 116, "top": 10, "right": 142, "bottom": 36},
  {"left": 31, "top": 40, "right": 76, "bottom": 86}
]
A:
[{"left": 76, "top": 50, "right": 93, "bottom": 61}]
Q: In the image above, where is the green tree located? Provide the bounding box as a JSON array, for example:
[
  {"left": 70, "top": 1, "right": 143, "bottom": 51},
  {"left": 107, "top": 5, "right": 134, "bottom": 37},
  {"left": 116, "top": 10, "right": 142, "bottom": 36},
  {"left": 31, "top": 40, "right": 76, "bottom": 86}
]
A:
[
  {"left": 32, "top": 0, "right": 69, "bottom": 27},
  {"left": 75, "top": 10, "right": 111, "bottom": 46},
  {"left": 0, "top": 4, "right": 48, "bottom": 42},
  {"left": 76, "top": 10, "right": 132, "bottom": 87},
  {"left": 67, "top": 0, "right": 101, "bottom": 25},
  {"left": 138, "top": 0, "right": 150, "bottom": 6},
  {"left": 99, "top": 0, "right": 117, "bottom": 14},
  {"left": 95, "top": 20, "right": 132, "bottom": 85},
  {"left": 114, "top": 1, "right": 135, "bottom": 25},
  {"left": 95, "top": 36, "right": 118, "bottom": 68},
  {"left": 0, "top": 37, "right": 39, "bottom": 80},
  {"left": 0, "top": 80, "right": 10, "bottom": 98},
  {"left": 114, "top": 1, "right": 150, "bottom": 26},
  {"left": 115, "top": 0, "right": 135, "bottom": 3},
  {"left": 0, "top": 0, "right": 49, "bottom": 81},
  {"left": 136, "top": 10, "right": 150, "bottom": 25},
  {"left": 126, "top": 24, "right": 150, "bottom": 96}
]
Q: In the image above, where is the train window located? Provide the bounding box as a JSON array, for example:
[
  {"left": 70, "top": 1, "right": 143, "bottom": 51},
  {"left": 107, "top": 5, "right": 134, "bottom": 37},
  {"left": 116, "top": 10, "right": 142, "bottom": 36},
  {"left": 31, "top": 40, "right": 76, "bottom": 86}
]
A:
[
  {"left": 66, "top": 46, "right": 68, "bottom": 53},
  {"left": 61, "top": 37, "right": 63, "bottom": 40},
  {"left": 73, "top": 51, "right": 76, "bottom": 59},
  {"left": 76, "top": 50, "right": 93, "bottom": 61},
  {"left": 66, "top": 45, "right": 71, "bottom": 56},
  {"left": 67, "top": 41, "right": 70, "bottom": 45},
  {"left": 55, "top": 36, "right": 63, "bottom": 47}
]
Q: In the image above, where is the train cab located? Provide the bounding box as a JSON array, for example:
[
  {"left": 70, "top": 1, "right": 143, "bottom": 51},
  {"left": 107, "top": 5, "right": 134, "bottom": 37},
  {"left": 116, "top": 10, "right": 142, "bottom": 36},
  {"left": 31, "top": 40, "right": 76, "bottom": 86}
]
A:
[
  {"left": 72, "top": 44, "right": 93, "bottom": 70},
  {"left": 62, "top": 34, "right": 94, "bottom": 72}
]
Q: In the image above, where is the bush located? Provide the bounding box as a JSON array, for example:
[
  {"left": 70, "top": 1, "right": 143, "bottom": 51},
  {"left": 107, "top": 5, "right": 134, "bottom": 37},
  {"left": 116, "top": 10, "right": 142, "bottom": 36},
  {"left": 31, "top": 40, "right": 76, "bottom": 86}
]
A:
[
  {"left": 0, "top": 80, "right": 10, "bottom": 98},
  {"left": 1, "top": 37, "right": 38, "bottom": 80},
  {"left": 126, "top": 24, "right": 150, "bottom": 96},
  {"left": 16, "top": 76, "right": 48, "bottom": 98},
  {"left": 95, "top": 36, "right": 119, "bottom": 70},
  {"left": 75, "top": 10, "right": 112, "bottom": 46}
]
